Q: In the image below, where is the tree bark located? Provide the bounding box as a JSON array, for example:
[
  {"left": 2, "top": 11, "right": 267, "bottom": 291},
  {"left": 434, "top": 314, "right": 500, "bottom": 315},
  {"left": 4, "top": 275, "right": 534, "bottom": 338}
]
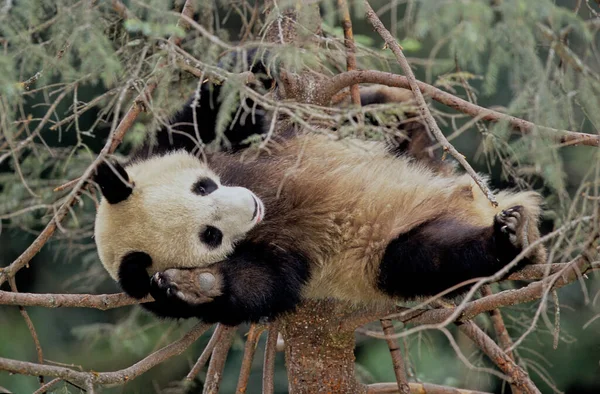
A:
[{"left": 280, "top": 300, "right": 368, "bottom": 393}]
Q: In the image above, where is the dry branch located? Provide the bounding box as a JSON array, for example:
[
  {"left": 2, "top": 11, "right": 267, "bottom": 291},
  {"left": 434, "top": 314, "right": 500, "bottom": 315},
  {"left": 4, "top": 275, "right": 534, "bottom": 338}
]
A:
[
  {"left": 0, "top": 322, "right": 210, "bottom": 387},
  {"left": 0, "top": 290, "right": 147, "bottom": 310},
  {"left": 457, "top": 321, "right": 540, "bottom": 394},
  {"left": 186, "top": 324, "right": 227, "bottom": 382},
  {"left": 337, "top": 0, "right": 361, "bottom": 106},
  {"left": 367, "top": 382, "right": 493, "bottom": 393},
  {"left": 236, "top": 324, "right": 264, "bottom": 393},
  {"left": 364, "top": 1, "right": 498, "bottom": 206},
  {"left": 380, "top": 319, "right": 410, "bottom": 394},
  {"left": 326, "top": 70, "right": 600, "bottom": 147},
  {"left": 262, "top": 323, "right": 279, "bottom": 394},
  {"left": 480, "top": 285, "right": 520, "bottom": 394},
  {"left": 203, "top": 325, "right": 235, "bottom": 394}
]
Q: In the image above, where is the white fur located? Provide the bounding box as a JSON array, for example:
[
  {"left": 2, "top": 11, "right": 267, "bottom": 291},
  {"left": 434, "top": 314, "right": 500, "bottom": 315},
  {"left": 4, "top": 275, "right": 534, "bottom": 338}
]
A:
[{"left": 94, "top": 151, "right": 263, "bottom": 280}]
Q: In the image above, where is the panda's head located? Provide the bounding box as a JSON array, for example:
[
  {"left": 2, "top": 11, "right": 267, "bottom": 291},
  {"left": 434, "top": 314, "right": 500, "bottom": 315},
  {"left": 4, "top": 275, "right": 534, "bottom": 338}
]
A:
[{"left": 93, "top": 151, "right": 264, "bottom": 281}]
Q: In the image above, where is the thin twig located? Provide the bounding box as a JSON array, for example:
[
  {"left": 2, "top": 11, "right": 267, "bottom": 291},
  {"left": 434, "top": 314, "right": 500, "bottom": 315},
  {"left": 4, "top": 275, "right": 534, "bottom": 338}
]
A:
[
  {"left": 186, "top": 324, "right": 226, "bottom": 381},
  {"left": 236, "top": 324, "right": 264, "bottom": 394},
  {"left": 364, "top": 1, "right": 497, "bottom": 205},
  {"left": 380, "top": 319, "right": 410, "bottom": 394},
  {"left": 203, "top": 325, "right": 236, "bottom": 394},
  {"left": 262, "top": 322, "right": 279, "bottom": 394},
  {"left": 337, "top": 0, "right": 361, "bottom": 106},
  {"left": 32, "top": 378, "right": 62, "bottom": 394},
  {"left": 9, "top": 278, "right": 44, "bottom": 385}
]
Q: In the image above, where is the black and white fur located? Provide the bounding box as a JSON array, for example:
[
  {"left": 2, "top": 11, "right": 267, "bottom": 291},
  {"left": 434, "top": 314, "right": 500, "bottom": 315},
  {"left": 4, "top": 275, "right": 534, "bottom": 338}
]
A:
[{"left": 93, "top": 58, "right": 546, "bottom": 326}]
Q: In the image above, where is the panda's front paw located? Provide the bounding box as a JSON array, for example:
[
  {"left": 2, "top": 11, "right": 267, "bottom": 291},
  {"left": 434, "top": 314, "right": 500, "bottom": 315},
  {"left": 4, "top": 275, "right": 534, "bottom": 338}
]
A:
[
  {"left": 494, "top": 205, "right": 529, "bottom": 250},
  {"left": 150, "top": 267, "right": 224, "bottom": 305}
]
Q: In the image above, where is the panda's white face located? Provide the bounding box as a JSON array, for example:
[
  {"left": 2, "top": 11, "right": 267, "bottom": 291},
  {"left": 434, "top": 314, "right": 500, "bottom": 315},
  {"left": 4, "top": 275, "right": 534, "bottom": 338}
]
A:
[{"left": 94, "top": 151, "right": 264, "bottom": 280}]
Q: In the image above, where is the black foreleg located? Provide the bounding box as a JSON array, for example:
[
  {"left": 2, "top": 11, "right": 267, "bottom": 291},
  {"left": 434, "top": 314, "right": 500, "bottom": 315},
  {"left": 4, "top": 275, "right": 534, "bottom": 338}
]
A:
[
  {"left": 149, "top": 242, "right": 311, "bottom": 326},
  {"left": 377, "top": 207, "right": 531, "bottom": 299}
]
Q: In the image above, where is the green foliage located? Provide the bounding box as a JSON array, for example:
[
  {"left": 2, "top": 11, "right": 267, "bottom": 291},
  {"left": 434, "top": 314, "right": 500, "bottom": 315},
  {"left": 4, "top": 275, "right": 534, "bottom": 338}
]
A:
[{"left": 1, "top": 1, "right": 599, "bottom": 393}]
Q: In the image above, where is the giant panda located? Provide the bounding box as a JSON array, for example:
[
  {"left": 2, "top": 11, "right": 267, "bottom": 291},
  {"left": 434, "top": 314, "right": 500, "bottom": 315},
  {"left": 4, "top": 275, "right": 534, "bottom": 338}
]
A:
[{"left": 93, "top": 57, "right": 547, "bottom": 326}]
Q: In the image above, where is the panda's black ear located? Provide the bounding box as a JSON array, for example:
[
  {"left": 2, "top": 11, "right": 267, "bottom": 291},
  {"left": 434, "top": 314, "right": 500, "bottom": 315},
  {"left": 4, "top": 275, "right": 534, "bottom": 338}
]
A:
[{"left": 93, "top": 160, "right": 133, "bottom": 204}]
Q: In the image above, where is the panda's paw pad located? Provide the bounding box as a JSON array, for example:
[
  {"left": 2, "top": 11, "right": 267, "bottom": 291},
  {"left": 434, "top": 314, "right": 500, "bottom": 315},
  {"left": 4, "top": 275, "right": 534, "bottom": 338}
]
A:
[
  {"left": 494, "top": 205, "right": 528, "bottom": 248},
  {"left": 150, "top": 268, "right": 223, "bottom": 305}
]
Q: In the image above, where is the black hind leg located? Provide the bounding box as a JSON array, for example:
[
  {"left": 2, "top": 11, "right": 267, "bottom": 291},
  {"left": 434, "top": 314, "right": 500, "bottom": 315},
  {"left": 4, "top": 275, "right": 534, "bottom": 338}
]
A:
[{"left": 377, "top": 206, "right": 533, "bottom": 299}]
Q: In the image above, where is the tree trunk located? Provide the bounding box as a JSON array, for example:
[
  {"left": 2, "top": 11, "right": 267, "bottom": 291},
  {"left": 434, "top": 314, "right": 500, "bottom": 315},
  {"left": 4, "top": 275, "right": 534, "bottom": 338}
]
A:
[{"left": 280, "top": 300, "right": 368, "bottom": 393}]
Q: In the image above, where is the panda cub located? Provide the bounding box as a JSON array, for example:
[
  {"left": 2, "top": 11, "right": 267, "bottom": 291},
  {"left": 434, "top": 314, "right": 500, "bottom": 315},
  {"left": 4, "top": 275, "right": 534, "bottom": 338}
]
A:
[{"left": 93, "top": 58, "right": 546, "bottom": 326}]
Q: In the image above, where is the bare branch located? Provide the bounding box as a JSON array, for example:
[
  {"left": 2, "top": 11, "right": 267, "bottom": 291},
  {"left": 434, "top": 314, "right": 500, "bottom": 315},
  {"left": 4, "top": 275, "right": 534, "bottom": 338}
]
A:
[
  {"left": 326, "top": 70, "right": 600, "bottom": 147},
  {"left": 367, "top": 382, "right": 493, "bottom": 394},
  {"left": 337, "top": 0, "right": 361, "bottom": 106},
  {"left": 364, "top": 1, "right": 498, "bottom": 206},
  {"left": 380, "top": 319, "right": 410, "bottom": 394},
  {"left": 203, "top": 325, "right": 236, "bottom": 394},
  {"left": 458, "top": 321, "right": 540, "bottom": 394},
  {"left": 263, "top": 322, "right": 279, "bottom": 394},
  {"left": 186, "top": 324, "right": 227, "bottom": 382},
  {"left": 0, "top": 322, "right": 210, "bottom": 387},
  {"left": 236, "top": 324, "right": 264, "bottom": 394},
  {"left": 0, "top": 290, "right": 148, "bottom": 310}
]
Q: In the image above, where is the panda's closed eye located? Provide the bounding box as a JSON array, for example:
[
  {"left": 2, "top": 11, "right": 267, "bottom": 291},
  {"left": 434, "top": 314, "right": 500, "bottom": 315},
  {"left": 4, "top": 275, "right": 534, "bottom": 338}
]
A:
[
  {"left": 201, "top": 225, "right": 223, "bottom": 248},
  {"left": 192, "top": 177, "right": 218, "bottom": 196}
]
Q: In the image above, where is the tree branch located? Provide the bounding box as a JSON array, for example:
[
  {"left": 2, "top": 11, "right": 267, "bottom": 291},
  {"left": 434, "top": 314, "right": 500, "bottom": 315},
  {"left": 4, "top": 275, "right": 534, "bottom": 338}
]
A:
[
  {"left": 236, "top": 324, "right": 264, "bottom": 393},
  {"left": 457, "top": 321, "right": 540, "bottom": 394},
  {"left": 262, "top": 322, "right": 279, "bottom": 394},
  {"left": 0, "top": 322, "right": 210, "bottom": 387},
  {"left": 325, "top": 70, "right": 600, "bottom": 147},
  {"left": 364, "top": 1, "right": 498, "bottom": 206},
  {"left": 380, "top": 319, "right": 410, "bottom": 394},
  {"left": 0, "top": 290, "right": 148, "bottom": 309},
  {"left": 337, "top": 0, "right": 361, "bottom": 106},
  {"left": 367, "top": 382, "right": 493, "bottom": 394},
  {"left": 203, "top": 325, "right": 235, "bottom": 394},
  {"left": 186, "top": 324, "right": 227, "bottom": 382}
]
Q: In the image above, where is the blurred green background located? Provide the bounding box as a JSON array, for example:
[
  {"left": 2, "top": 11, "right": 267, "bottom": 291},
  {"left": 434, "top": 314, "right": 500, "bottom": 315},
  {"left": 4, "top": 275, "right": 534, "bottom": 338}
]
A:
[{"left": 1, "top": 0, "right": 600, "bottom": 393}]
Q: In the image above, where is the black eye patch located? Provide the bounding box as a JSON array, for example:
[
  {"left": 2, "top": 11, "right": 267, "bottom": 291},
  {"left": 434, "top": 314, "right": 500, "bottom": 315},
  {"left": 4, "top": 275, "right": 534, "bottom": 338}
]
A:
[
  {"left": 200, "top": 225, "right": 223, "bottom": 248},
  {"left": 192, "top": 177, "right": 218, "bottom": 196}
]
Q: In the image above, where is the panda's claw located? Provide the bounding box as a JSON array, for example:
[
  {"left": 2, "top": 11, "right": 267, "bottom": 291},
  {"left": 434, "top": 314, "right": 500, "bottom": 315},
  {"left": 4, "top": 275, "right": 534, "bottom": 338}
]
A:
[
  {"left": 494, "top": 205, "right": 528, "bottom": 249},
  {"left": 149, "top": 267, "right": 224, "bottom": 305}
]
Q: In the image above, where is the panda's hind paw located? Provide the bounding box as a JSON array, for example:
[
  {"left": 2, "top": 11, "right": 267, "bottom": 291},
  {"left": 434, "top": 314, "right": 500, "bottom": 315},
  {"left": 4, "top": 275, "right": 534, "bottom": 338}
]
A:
[
  {"left": 494, "top": 205, "right": 529, "bottom": 249},
  {"left": 150, "top": 267, "right": 224, "bottom": 305}
]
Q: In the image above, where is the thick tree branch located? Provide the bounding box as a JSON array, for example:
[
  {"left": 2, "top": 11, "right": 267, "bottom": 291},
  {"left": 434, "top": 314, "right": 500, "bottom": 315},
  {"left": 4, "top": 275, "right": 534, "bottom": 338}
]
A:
[
  {"left": 0, "top": 290, "right": 148, "bottom": 309},
  {"left": 480, "top": 285, "right": 520, "bottom": 394},
  {"left": 325, "top": 70, "right": 600, "bottom": 147}
]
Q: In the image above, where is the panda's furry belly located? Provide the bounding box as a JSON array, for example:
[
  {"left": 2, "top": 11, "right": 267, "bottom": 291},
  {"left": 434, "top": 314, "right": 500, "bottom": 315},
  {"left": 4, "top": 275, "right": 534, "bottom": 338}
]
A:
[{"left": 212, "top": 135, "right": 504, "bottom": 303}]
